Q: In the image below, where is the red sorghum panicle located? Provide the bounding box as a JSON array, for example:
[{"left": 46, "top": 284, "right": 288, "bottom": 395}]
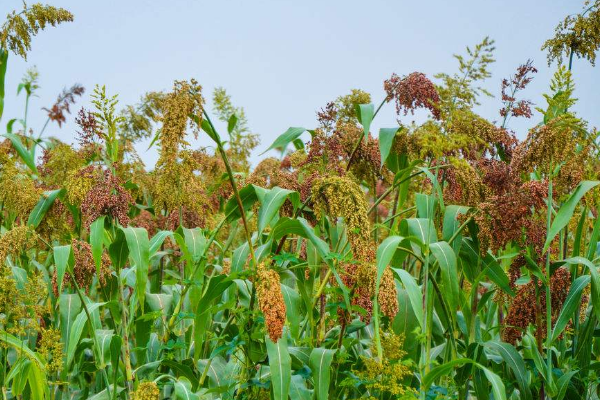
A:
[
  {"left": 256, "top": 263, "right": 286, "bottom": 342},
  {"left": 81, "top": 169, "right": 133, "bottom": 229},
  {"left": 52, "top": 239, "right": 111, "bottom": 295},
  {"left": 43, "top": 84, "right": 85, "bottom": 127},
  {"left": 384, "top": 72, "right": 441, "bottom": 120},
  {"left": 500, "top": 60, "right": 537, "bottom": 119},
  {"left": 475, "top": 180, "right": 548, "bottom": 253},
  {"left": 502, "top": 267, "right": 571, "bottom": 344}
]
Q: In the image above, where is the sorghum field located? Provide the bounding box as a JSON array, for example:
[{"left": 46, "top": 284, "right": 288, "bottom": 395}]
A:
[{"left": 0, "top": 1, "right": 600, "bottom": 399}]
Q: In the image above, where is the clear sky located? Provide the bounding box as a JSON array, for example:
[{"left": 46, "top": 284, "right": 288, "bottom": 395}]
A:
[{"left": 1, "top": 0, "right": 598, "bottom": 168}]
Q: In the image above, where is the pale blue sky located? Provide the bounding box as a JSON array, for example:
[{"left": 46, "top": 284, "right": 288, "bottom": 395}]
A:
[{"left": 1, "top": 0, "right": 598, "bottom": 168}]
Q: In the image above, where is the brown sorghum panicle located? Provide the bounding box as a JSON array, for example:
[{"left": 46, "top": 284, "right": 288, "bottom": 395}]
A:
[
  {"left": 384, "top": 72, "right": 441, "bottom": 120},
  {"left": 256, "top": 263, "right": 286, "bottom": 342}
]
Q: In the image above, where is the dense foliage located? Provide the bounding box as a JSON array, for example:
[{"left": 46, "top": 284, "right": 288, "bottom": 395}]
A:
[{"left": 1, "top": 2, "right": 600, "bottom": 399}]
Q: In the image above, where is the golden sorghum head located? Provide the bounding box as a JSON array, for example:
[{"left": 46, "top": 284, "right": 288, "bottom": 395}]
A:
[
  {"left": 157, "top": 79, "right": 204, "bottom": 163},
  {"left": 38, "top": 328, "right": 63, "bottom": 374},
  {"left": 542, "top": 0, "right": 600, "bottom": 66},
  {"left": 37, "top": 199, "right": 74, "bottom": 242},
  {"left": 443, "top": 157, "right": 490, "bottom": 207},
  {"left": 256, "top": 263, "right": 286, "bottom": 342},
  {"left": 0, "top": 3, "right": 73, "bottom": 60},
  {"left": 378, "top": 267, "right": 399, "bottom": 319},
  {"left": 354, "top": 331, "right": 415, "bottom": 397},
  {"left": 130, "top": 381, "right": 160, "bottom": 400},
  {"left": 0, "top": 269, "right": 48, "bottom": 336},
  {"left": 335, "top": 89, "right": 372, "bottom": 122},
  {"left": 153, "top": 150, "right": 210, "bottom": 216},
  {"left": 312, "top": 175, "right": 370, "bottom": 253},
  {"left": 338, "top": 256, "right": 398, "bottom": 323},
  {"left": 65, "top": 165, "right": 98, "bottom": 207},
  {"left": 39, "top": 143, "right": 86, "bottom": 188},
  {"left": 0, "top": 225, "right": 37, "bottom": 263},
  {"left": 0, "top": 160, "right": 41, "bottom": 217},
  {"left": 511, "top": 114, "right": 589, "bottom": 195}
]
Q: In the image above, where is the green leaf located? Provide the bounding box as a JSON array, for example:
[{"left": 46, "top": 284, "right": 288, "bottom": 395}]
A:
[
  {"left": 54, "top": 245, "right": 73, "bottom": 295},
  {"left": 258, "top": 187, "right": 298, "bottom": 234},
  {"left": 376, "top": 236, "right": 404, "bottom": 287},
  {"left": 544, "top": 181, "right": 600, "bottom": 252},
  {"left": 281, "top": 284, "right": 302, "bottom": 339},
  {"left": 27, "top": 361, "right": 48, "bottom": 400},
  {"left": 227, "top": 113, "right": 238, "bottom": 134},
  {"left": 400, "top": 218, "right": 437, "bottom": 245},
  {"left": 200, "top": 118, "right": 221, "bottom": 144},
  {"left": 378, "top": 127, "right": 399, "bottom": 166},
  {"left": 522, "top": 334, "right": 557, "bottom": 393},
  {"left": 121, "top": 227, "right": 150, "bottom": 312},
  {"left": 374, "top": 235, "right": 404, "bottom": 359},
  {"left": 110, "top": 335, "right": 122, "bottom": 368},
  {"left": 146, "top": 293, "right": 173, "bottom": 314},
  {"left": 309, "top": 348, "right": 335, "bottom": 400},
  {"left": 0, "top": 331, "right": 44, "bottom": 366},
  {"left": 59, "top": 294, "right": 80, "bottom": 353},
  {"left": 224, "top": 184, "right": 258, "bottom": 222},
  {"left": 561, "top": 257, "right": 600, "bottom": 320},
  {"left": 484, "top": 341, "right": 532, "bottom": 400},
  {"left": 149, "top": 230, "right": 173, "bottom": 256},
  {"left": 162, "top": 360, "right": 199, "bottom": 391},
  {"left": 27, "top": 189, "right": 62, "bottom": 228},
  {"left": 395, "top": 268, "right": 424, "bottom": 330},
  {"left": 356, "top": 103, "right": 374, "bottom": 140},
  {"left": 416, "top": 193, "right": 438, "bottom": 219},
  {"left": 442, "top": 205, "right": 470, "bottom": 253},
  {"left": 194, "top": 275, "right": 233, "bottom": 361},
  {"left": 481, "top": 255, "right": 514, "bottom": 297},
  {"left": 87, "top": 386, "right": 124, "bottom": 400},
  {"left": 3, "top": 132, "right": 37, "bottom": 173},
  {"left": 94, "top": 329, "right": 114, "bottom": 368},
  {"left": 109, "top": 229, "right": 129, "bottom": 270},
  {"left": 550, "top": 275, "right": 590, "bottom": 343},
  {"left": 180, "top": 227, "right": 207, "bottom": 264},
  {"left": 555, "top": 370, "right": 578, "bottom": 400},
  {"left": 174, "top": 377, "right": 200, "bottom": 400},
  {"left": 266, "top": 337, "right": 292, "bottom": 400},
  {"left": 7, "top": 358, "right": 30, "bottom": 396},
  {"left": 90, "top": 216, "right": 106, "bottom": 278},
  {"left": 290, "top": 375, "right": 312, "bottom": 400},
  {"left": 67, "top": 301, "right": 106, "bottom": 368},
  {"left": 424, "top": 358, "right": 506, "bottom": 400},
  {"left": 261, "top": 127, "right": 306, "bottom": 155},
  {"left": 430, "top": 241, "right": 459, "bottom": 317}
]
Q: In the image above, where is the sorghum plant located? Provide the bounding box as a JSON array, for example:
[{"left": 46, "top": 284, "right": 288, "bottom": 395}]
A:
[{"left": 0, "top": 2, "right": 599, "bottom": 400}]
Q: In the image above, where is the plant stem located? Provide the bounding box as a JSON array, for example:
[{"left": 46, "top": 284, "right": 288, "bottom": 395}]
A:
[
  {"left": 545, "top": 168, "right": 554, "bottom": 394},
  {"left": 203, "top": 110, "right": 257, "bottom": 269},
  {"left": 68, "top": 273, "right": 113, "bottom": 398}
]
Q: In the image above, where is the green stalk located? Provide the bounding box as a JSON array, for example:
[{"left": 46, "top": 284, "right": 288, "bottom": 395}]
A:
[
  {"left": 68, "top": 272, "right": 113, "bottom": 398},
  {"left": 545, "top": 169, "right": 554, "bottom": 393},
  {"left": 23, "top": 91, "right": 29, "bottom": 135},
  {"left": 167, "top": 216, "right": 228, "bottom": 331},
  {"left": 420, "top": 250, "right": 431, "bottom": 397},
  {"left": 203, "top": 110, "right": 257, "bottom": 269},
  {"left": 117, "top": 258, "right": 134, "bottom": 392}
]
